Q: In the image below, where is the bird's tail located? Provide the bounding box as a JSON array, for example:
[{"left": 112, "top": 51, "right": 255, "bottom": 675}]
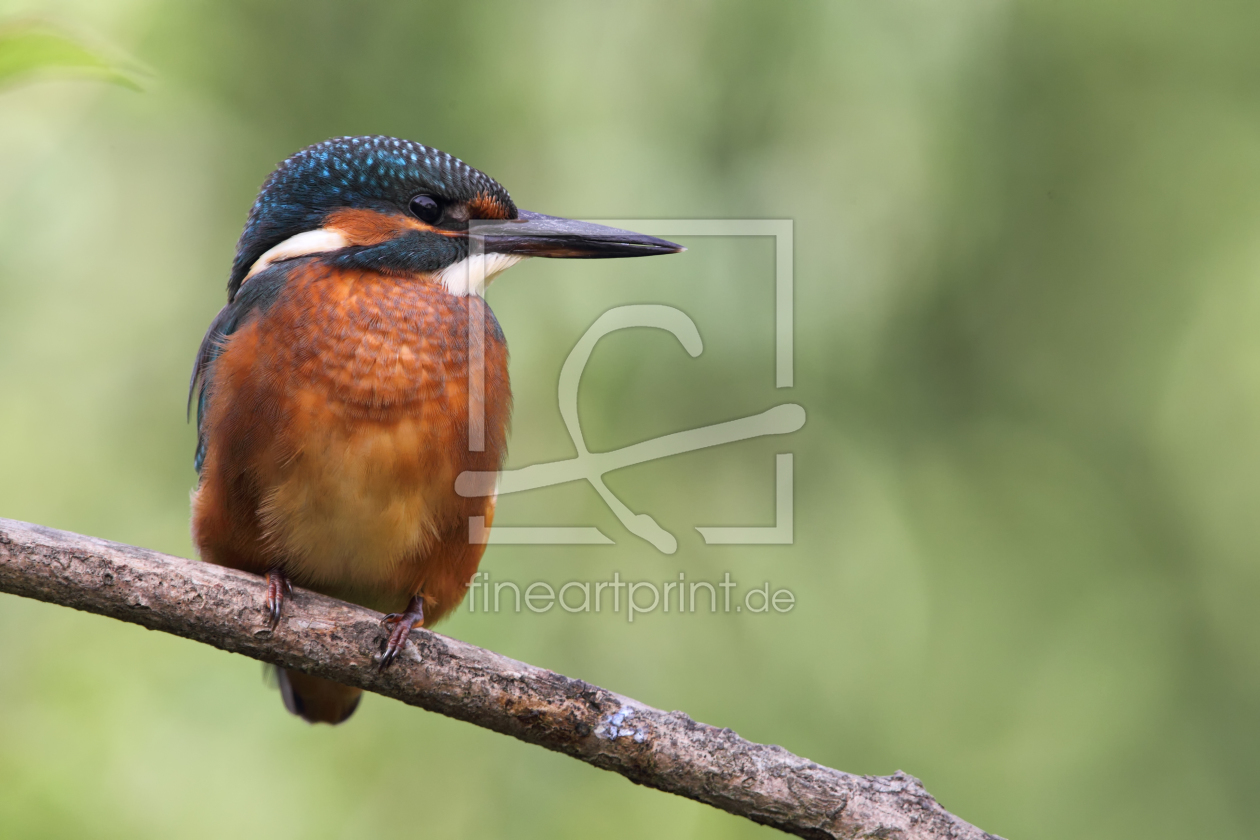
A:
[{"left": 274, "top": 668, "right": 362, "bottom": 724}]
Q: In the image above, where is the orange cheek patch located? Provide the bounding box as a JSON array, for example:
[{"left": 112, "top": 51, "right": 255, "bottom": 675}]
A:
[
  {"left": 468, "top": 192, "right": 512, "bottom": 220},
  {"left": 325, "top": 207, "right": 461, "bottom": 246}
]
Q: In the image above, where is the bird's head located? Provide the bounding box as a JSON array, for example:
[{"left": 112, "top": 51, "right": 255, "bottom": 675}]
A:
[{"left": 228, "top": 135, "right": 681, "bottom": 300}]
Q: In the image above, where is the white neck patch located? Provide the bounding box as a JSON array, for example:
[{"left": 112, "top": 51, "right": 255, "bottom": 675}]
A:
[
  {"left": 243, "top": 228, "right": 350, "bottom": 281},
  {"left": 240, "top": 227, "right": 524, "bottom": 296}
]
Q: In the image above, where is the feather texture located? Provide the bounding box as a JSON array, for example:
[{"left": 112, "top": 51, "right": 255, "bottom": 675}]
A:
[{"left": 192, "top": 257, "right": 509, "bottom": 630}]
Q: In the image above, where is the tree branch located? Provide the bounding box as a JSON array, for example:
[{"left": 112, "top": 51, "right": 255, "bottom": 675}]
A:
[{"left": 0, "top": 517, "right": 1001, "bottom": 840}]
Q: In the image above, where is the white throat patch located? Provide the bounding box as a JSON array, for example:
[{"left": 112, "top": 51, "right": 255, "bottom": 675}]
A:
[
  {"left": 240, "top": 227, "right": 524, "bottom": 296},
  {"left": 436, "top": 252, "right": 525, "bottom": 297}
]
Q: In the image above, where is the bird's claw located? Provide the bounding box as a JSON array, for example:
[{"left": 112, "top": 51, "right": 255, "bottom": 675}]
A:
[
  {"left": 264, "top": 570, "right": 293, "bottom": 630},
  {"left": 379, "top": 597, "right": 424, "bottom": 670}
]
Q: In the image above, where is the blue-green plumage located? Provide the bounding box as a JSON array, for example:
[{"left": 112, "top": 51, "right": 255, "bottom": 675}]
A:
[
  {"left": 228, "top": 136, "right": 515, "bottom": 300},
  {"left": 188, "top": 134, "right": 681, "bottom": 724},
  {"left": 189, "top": 264, "right": 291, "bottom": 472}
]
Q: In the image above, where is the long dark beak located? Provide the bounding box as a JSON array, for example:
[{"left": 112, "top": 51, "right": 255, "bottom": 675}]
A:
[{"left": 471, "top": 210, "right": 683, "bottom": 258}]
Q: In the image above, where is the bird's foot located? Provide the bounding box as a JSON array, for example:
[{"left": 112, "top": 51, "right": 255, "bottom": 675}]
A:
[
  {"left": 264, "top": 569, "right": 293, "bottom": 630},
  {"left": 379, "top": 596, "right": 425, "bottom": 670}
]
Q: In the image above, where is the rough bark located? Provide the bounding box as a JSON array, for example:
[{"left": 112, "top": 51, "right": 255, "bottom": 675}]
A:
[{"left": 0, "top": 517, "right": 1002, "bottom": 840}]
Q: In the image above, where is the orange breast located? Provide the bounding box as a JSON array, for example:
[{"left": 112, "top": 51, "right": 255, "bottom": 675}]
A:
[{"left": 192, "top": 261, "right": 509, "bottom": 617}]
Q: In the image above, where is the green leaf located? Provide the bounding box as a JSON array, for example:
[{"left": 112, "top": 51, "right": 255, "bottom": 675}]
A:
[{"left": 0, "top": 21, "right": 144, "bottom": 91}]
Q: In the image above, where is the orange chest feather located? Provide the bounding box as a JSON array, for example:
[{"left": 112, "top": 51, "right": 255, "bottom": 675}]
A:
[
  {"left": 202, "top": 265, "right": 509, "bottom": 594},
  {"left": 248, "top": 265, "right": 511, "bottom": 461}
]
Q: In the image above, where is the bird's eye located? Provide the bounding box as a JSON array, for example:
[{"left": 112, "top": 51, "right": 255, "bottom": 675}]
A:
[{"left": 408, "top": 194, "right": 442, "bottom": 224}]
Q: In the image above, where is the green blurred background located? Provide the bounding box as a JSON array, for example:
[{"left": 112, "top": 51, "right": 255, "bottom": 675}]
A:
[{"left": 2, "top": 0, "right": 1258, "bottom": 837}]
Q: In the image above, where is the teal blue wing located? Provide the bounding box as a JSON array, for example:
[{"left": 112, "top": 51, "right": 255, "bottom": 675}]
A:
[{"left": 188, "top": 265, "right": 291, "bottom": 474}]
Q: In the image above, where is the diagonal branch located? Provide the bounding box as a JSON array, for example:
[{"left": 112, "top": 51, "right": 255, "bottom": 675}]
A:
[{"left": 0, "top": 517, "right": 1001, "bottom": 840}]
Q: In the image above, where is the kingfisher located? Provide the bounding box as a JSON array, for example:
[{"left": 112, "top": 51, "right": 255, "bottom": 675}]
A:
[{"left": 189, "top": 136, "right": 681, "bottom": 724}]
